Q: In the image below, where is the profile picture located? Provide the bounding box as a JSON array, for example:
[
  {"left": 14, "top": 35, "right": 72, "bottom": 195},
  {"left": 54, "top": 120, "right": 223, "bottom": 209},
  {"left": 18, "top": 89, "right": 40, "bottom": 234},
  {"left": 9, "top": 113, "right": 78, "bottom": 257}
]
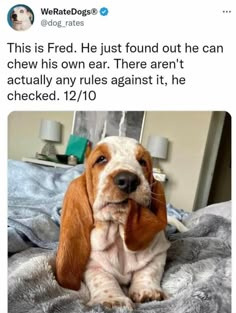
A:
[{"left": 8, "top": 4, "right": 34, "bottom": 31}]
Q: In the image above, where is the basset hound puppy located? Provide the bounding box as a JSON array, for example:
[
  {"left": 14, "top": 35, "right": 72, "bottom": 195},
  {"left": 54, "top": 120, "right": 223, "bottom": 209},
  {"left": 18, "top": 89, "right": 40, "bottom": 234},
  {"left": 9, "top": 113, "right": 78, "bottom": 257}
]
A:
[{"left": 56, "top": 136, "right": 171, "bottom": 310}]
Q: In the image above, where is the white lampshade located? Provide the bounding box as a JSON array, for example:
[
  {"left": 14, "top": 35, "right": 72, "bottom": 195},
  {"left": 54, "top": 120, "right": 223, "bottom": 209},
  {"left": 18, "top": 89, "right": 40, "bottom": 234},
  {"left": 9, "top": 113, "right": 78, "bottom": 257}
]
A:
[
  {"left": 39, "top": 119, "right": 61, "bottom": 142},
  {"left": 147, "top": 136, "right": 168, "bottom": 159}
]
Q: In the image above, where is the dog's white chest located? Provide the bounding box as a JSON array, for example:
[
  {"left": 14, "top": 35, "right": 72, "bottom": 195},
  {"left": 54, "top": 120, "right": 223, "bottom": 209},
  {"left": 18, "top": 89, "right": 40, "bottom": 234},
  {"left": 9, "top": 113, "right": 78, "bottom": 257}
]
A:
[{"left": 88, "top": 222, "right": 169, "bottom": 285}]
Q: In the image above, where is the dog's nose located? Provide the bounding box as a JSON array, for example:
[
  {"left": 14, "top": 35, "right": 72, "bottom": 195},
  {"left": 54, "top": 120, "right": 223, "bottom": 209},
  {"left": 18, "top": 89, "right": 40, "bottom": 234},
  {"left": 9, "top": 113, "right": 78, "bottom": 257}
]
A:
[
  {"left": 12, "top": 14, "right": 17, "bottom": 20},
  {"left": 113, "top": 171, "right": 140, "bottom": 194}
]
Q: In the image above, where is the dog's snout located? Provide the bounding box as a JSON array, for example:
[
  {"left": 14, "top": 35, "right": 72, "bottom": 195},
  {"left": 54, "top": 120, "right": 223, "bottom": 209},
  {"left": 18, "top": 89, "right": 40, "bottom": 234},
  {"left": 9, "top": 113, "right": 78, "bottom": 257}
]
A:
[
  {"left": 113, "top": 171, "right": 140, "bottom": 194},
  {"left": 12, "top": 13, "right": 17, "bottom": 20}
]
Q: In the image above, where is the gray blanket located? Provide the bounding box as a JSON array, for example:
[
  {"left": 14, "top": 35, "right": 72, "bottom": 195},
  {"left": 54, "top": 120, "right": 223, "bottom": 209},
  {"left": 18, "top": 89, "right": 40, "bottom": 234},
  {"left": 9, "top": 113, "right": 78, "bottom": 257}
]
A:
[
  {"left": 8, "top": 160, "right": 231, "bottom": 313},
  {"left": 8, "top": 160, "right": 85, "bottom": 253}
]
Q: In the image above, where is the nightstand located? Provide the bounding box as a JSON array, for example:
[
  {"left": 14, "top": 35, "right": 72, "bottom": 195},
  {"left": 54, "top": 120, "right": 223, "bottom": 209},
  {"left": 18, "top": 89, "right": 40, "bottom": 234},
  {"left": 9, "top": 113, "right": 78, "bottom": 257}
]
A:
[{"left": 22, "top": 157, "right": 73, "bottom": 169}]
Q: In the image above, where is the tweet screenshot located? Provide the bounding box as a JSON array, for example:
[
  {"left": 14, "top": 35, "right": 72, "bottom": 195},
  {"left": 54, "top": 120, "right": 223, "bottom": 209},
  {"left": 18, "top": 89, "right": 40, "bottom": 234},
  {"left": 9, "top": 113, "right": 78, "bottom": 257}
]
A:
[{"left": 1, "top": 1, "right": 234, "bottom": 312}]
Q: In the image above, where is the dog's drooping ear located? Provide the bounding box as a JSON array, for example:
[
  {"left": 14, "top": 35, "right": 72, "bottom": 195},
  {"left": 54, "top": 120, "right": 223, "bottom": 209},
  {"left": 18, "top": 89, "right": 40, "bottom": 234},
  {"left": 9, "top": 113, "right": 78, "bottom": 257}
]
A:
[
  {"left": 27, "top": 10, "right": 33, "bottom": 23},
  {"left": 125, "top": 179, "right": 167, "bottom": 251},
  {"left": 56, "top": 174, "right": 93, "bottom": 290}
]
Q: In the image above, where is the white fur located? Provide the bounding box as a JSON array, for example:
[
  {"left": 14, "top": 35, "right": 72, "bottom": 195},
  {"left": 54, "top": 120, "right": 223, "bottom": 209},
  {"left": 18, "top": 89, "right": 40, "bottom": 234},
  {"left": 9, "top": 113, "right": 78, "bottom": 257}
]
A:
[
  {"left": 11, "top": 7, "right": 32, "bottom": 31},
  {"left": 84, "top": 137, "right": 171, "bottom": 309},
  {"left": 167, "top": 216, "right": 188, "bottom": 232}
]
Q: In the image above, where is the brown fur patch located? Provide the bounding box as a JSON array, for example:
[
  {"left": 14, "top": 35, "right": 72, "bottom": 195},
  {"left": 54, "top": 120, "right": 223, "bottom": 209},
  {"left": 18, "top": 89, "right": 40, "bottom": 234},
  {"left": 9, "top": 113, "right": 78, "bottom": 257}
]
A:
[
  {"left": 135, "top": 144, "right": 153, "bottom": 183},
  {"left": 56, "top": 175, "right": 94, "bottom": 290},
  {"left": 85, "top": 143, "right": 112, "bottom": 205}
]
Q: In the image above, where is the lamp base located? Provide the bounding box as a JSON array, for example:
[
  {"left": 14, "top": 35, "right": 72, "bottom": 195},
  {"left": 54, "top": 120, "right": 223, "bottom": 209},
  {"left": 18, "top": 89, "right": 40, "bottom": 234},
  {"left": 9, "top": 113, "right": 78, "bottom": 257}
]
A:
[
  {"left": 41, "top": 142, "right": 57, "bottom": 157},
  {"left": 153, "top": 167, "right": 162, "bottom": 174}
]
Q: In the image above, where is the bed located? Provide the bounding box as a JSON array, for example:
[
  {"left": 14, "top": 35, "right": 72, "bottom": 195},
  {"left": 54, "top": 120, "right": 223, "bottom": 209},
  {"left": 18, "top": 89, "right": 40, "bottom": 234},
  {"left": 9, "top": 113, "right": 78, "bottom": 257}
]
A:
[{"left": 8, "top": 160, "right": 231, "bottom": 313}]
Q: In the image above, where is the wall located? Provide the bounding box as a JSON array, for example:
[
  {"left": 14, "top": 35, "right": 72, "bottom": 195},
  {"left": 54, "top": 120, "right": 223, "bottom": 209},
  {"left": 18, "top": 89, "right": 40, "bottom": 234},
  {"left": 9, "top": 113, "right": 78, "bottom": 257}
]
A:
[
  {"left": 8, "top": 111, "right": 74, "bottom": 160},
  {"left": 141, "top": 111, "right": 212, "bottom": 211}
]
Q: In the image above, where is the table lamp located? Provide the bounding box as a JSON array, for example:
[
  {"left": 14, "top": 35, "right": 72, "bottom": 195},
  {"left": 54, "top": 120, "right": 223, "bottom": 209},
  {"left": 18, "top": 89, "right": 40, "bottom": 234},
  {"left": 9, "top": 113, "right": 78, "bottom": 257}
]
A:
[
  {"left": 147, "top": 135, "right": 168, "bottom": 172},
  {"left": 39, "top": 119, "right": 61, "bottom": 158}
]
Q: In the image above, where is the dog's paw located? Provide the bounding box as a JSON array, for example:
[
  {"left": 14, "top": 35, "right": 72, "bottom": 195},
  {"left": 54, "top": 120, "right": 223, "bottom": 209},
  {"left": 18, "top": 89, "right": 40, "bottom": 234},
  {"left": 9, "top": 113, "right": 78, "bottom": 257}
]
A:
[
  {"left": 88, "top": 296, "right": 134, "bottom": 310},
  {"left": 129, "top": 289, "right": 167, "bottom": 303}
]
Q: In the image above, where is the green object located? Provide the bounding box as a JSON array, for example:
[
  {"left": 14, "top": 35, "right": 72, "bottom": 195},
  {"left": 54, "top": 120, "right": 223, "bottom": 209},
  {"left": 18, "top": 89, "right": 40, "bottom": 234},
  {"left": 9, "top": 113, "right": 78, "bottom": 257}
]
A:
[{"left": 65, "top": 135, "right": 88, "bottom": 163}]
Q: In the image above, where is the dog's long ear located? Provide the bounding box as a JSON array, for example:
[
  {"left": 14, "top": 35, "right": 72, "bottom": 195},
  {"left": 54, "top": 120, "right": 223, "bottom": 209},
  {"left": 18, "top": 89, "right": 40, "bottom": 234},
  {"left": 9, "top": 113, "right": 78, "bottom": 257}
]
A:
[
  {"left": 56, "top": 174, "right": 93, "bottom": 290},
  {"left": 125, "top": 179, "right": 167, "bottom": 251},
  {"left": 27, "top": 10, "right": 33, "bottom": 22}
]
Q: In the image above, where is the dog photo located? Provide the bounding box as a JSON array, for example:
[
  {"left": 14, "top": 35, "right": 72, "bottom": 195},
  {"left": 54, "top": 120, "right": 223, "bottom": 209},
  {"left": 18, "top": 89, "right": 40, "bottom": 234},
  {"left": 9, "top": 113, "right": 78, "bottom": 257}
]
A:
[
  {"left": 8, "top": 111, "right": 231, "bottom": 312},
  {"left": 8, "top": 5, "right": 34, "bottom": 31}
]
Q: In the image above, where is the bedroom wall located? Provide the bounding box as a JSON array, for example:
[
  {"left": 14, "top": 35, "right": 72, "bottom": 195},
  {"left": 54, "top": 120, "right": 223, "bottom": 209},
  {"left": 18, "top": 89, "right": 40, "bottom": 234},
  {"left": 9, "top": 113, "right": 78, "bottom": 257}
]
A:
[
  {"left": 8, "top": 111, "right": 74, "bottom": 160},
  {"left": 141, "top": 111, "right": 212, "bottom": 211}
]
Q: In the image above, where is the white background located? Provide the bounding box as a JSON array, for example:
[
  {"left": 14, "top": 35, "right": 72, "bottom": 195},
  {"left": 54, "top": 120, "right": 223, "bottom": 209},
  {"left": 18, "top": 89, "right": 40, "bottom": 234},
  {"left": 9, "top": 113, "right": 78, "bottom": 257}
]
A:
[{"left": 0, "top": 0, "right": 235, "bottom": 311}]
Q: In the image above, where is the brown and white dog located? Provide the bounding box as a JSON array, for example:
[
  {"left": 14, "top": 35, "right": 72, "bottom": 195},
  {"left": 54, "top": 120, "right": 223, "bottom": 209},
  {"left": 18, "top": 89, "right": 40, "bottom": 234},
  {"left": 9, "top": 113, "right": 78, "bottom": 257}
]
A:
[
  {"left": 56, "top": 136, "right": 171, "bottom": 309},
  {"left": 11, "top": 6, "right": 33, "bottom": 31}
]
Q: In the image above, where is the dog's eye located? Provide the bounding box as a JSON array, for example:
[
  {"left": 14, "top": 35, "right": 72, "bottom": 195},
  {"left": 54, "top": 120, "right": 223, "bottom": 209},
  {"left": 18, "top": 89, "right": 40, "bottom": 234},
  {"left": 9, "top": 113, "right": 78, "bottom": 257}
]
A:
[
  {"left": 95, "top": 156, "right": 107, "bottom": 165},
  {"left": 20, "top": 9, "right": 24, "bottom": 13},
  {"left": 138, "top": 158, "right": 147, "bottom": 167}
]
